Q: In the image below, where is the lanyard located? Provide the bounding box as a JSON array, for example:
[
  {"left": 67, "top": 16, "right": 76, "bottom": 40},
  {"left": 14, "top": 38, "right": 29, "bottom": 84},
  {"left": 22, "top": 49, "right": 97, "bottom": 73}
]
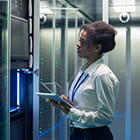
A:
[{"left": 71, "top": 72, "right": 89, "bottom": 102}]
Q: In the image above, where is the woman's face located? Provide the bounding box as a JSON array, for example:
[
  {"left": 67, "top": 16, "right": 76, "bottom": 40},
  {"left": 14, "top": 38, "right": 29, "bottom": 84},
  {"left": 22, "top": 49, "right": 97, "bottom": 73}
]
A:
[{"left": 76, "top": 31, "right": 97, "bottom": 59}]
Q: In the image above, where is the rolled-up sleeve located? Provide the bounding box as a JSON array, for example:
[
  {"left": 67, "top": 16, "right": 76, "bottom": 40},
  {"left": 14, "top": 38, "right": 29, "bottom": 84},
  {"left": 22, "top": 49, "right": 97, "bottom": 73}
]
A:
[{"left": 66, "top": 74, "right": 119, "bottom": 127}]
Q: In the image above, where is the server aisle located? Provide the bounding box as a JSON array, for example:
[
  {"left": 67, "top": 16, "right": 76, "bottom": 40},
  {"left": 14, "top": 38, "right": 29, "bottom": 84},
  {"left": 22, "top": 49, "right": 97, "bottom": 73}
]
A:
[{"left": 10, "top": 0, "right": 34, "bottom": 140}]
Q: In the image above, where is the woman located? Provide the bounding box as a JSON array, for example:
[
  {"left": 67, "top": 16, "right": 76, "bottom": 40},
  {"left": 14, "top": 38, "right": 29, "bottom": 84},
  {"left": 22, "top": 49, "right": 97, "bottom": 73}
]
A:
[{"left": 47, "top": 20, "right": 120, "bottom": 140}]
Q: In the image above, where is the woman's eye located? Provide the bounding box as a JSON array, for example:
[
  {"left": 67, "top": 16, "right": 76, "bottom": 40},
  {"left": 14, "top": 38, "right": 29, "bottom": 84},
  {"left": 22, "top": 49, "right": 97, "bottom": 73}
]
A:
[{"left": 79, "top": 39, "right": 87, "bottom": 45}]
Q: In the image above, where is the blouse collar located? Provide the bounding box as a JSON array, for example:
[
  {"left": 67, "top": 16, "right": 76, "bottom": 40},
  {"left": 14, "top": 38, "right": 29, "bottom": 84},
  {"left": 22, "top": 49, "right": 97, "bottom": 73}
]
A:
[{"left": 81, "top": 57, "right": 104, "bottom": 75}]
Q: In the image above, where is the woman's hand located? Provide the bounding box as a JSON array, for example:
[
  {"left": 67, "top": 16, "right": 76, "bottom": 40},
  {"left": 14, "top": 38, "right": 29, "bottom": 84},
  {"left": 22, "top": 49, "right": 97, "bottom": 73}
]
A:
[
  {"left": 45, "top": 95, "right": 72, "bottom": 114},
  {"left": 60, "top": 95, "right": 72, "bottom": 104}
]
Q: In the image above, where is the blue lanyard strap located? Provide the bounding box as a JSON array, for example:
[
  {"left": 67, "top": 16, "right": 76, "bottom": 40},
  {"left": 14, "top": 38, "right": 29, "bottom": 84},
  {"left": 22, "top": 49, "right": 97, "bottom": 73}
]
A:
[{"left": 71, "top": 72, "right": 89, "bottom": 102}]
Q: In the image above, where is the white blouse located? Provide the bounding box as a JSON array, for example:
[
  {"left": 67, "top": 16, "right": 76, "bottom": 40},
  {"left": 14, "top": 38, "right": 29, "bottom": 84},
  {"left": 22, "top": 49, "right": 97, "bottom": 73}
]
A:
[{"left": 66, "top": 57, "right": 120, "bottom": 128}]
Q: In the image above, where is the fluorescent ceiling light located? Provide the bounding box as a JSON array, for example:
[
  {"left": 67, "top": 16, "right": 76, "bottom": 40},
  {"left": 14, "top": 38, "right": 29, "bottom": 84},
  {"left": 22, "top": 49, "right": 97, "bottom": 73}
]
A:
[
  {"left": 112, "top": 0, "right": 135, "bottom": 5},
  {"left": 113, "top": 6, "right": 136, "bottom": 12},
  {"left": 112, "top": 0, "right": 136, "bottom": 12},
  {"left": 40, "top": 8, "right": 53, "bottom": 15}
]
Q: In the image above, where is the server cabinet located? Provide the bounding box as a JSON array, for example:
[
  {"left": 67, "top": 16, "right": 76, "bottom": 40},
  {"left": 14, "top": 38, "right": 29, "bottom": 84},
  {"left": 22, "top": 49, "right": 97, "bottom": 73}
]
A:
[{"left": 0, "top": 1, "right": 10, "bottom": 140}]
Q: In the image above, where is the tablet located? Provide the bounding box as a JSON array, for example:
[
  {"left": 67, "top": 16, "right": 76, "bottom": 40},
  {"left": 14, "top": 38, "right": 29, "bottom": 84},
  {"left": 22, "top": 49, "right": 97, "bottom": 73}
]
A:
[{"left": 36, "top": 92, "right": 73, "bottom": 107}]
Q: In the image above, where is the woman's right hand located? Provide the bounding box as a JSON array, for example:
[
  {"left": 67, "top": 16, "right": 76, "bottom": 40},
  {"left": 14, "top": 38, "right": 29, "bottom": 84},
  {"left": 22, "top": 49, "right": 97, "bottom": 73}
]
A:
[{"left": 60, "top": 95, "right": 72, "bottom": 105}]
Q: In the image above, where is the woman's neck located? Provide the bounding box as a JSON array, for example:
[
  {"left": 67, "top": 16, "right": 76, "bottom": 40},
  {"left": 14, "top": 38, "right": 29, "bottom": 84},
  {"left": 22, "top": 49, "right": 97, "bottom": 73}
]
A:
[
  {"left": 82, "top": 56, "right": 101, "bottom": 71},
  {"left": 86, "top": 55, "right": 101, "bottom": 66}
]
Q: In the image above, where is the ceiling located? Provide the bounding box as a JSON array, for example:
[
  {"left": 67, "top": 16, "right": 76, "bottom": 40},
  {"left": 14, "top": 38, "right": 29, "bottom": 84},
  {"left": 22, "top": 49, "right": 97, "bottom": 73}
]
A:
[
  {"left": 40, "top": 0, "right": 102, "bottom": 22},
  {"left": 63, "top": 0, "right": 102, "bottom": 21},
  {"left": 65, "top": 0, "right": 140, "bottom": 23},
  {"left": 110, "top": 0, "right": 140, "bottom": 24},
  {"left": 40, "top": 0, "right": 140, "bottom": 24}
]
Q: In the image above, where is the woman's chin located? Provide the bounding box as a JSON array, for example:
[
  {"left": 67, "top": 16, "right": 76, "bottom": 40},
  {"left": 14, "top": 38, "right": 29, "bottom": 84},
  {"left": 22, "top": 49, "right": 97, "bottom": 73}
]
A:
[
  {"left": 77, "top": 52, "right": 84, "bottom": 58},
  {"left": 78, "top": 54, "right": 83, "bottom": 58}
]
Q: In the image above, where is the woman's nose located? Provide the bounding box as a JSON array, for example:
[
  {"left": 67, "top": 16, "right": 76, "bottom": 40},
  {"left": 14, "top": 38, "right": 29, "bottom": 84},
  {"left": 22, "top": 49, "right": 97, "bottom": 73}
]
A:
[{"left": 76, "top": 42, "right": 81, "bottom": 48}]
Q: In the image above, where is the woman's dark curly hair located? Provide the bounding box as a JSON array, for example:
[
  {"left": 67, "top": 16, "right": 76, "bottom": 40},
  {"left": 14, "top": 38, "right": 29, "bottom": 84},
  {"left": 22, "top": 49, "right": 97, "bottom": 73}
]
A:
[{"left": 79, "top": 21, "right": 117, "bottom": 54}]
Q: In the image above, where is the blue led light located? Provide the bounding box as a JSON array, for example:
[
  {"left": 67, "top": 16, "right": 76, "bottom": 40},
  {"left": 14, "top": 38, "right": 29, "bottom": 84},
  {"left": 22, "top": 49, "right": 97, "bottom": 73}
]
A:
[
  {"left": 17, "top": 70, "right": 20, "bottom": 106},
  {"left": 39, "top": 122, "right": 62, "bottom": 137},
  {"left": 10, "top": 106, "right": 20, "bottom": 112},
  {"left": 114, "top": 111, "right": 125, "bottom": 119},
  {"left": 39, "top": 117, "right": 67, "bottom": 137}
]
